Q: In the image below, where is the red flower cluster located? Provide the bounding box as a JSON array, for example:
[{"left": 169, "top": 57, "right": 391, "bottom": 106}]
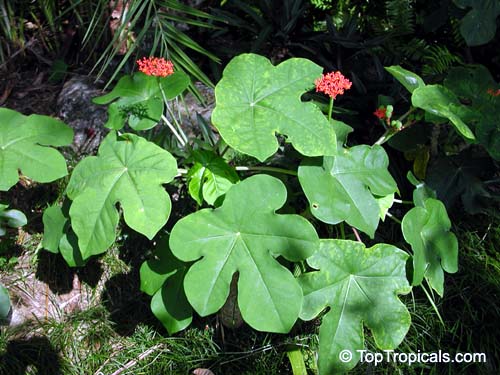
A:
[
  {"left": 136, "top": 57, "right": 174, "bottom": 77},
  {"left": 487, "top": 88, "right": 500, "bottom": 97},
  {"left": 315, "top": 71, "right": 352, "bottom": 99},
  {"left": 373, "top": 107, "right": 387, "bottom": 119}
]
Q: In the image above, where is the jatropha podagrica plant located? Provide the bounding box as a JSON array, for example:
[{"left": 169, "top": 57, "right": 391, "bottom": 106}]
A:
[{"left": 3, "top": 53, "right": 484, "bottom": 373}]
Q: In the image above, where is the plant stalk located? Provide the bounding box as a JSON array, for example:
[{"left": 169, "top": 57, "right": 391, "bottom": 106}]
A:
[
  {"left": 327, "top": 97, "right": 334, "bottom": 122},
  {"left": 235, "top": 166, "right": 298, "bottom": 176},
  {"left": 161, "top": 114, "right": 186, "bottom": 147}
]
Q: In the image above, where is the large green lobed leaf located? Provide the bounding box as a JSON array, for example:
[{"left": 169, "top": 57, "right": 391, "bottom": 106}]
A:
[
  {"left": 170, "top": 174, "right": 319, "bottom": 333},
  {"left": 66, "top": 132, "right": 178, "bottom": 258},
  {"left": 298, "top": 145, "right": 398, "bottom": 237},
  {"left": 0, "top": 108, "right": 73, "bottom": 191},
  {"left": 211, "top": 53, "right": 336, "bottom": 161},
  {"left": 402, "top": 198, "right": 458, "bottom": 296},
  {"left": 299, "top": 240, "right": 411, "bottom": 374}
]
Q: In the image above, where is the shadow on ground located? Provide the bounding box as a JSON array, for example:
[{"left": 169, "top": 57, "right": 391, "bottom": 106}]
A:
[
  {"left": 0, "top": 336, "right": 63, "bottom": 375},
  {"left": 101, "top": 229, "right": 161, "bottom": 336},
  {"left": 35, "top": 250, "right": 102, "bottom": 294}
]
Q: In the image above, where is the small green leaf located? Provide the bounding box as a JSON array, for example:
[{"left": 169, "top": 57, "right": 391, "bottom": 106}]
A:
[
  {"left": 212, "top": 53, "right": 336, "bottom": 161},
  {"left": 299, "top": 240, "right": 411, "bottom": 374},
  {"left": 298, "top": 146, "right": 398, "bottom": 238},
  {"left": 93, "top": 71, "right": 190, "bottom": 131},
  {"left": 0, "top": 284, "right": 10, "bottom": 320},
  {"left": 407, "top": 171, "right": 437, "bottom": 208},
  {"left": 187, "top": 150, "right": 239, "bottom": 205},
  {"left": 151, "top": 272, "right": 192, "bottom": 335},
  {"left": 141, "top": 236, "right": 193, "bottom": 334},
  {"left": 140, "top": 237, "right": 186, "bottom": 296},
  {"left": 412, "top": 85, "right": 475, "bottom": 140},
  {"left": 42, "top": 203, "right": 86, "bottom": 267},
  {"left": 42, "top": 205, "right": 66, "bottom": 253},
  {"left": 402, "top": 198, "right": 458, "bottom": 296},
  {"left": 0, "top": 207, "right": 27, "bottom": 228},
  {"left": 170, "top": 174, "right": 319, "bottom": 333},
  {"left": 187, "top": 163, "right": 205, "bottom": 206},
  {"left": 385, "top": 66, "right": 425, "bottom": 93},
  {"left": 377, "top": 194, "right": 394, "bottom": 221},
  {"left": 66, "top": 132, "right": 178, "bottom": 258},
  {"left": 59, "top": 231, "right": 86, "bottom": 268},
  {"left": 0, "top": 108, "right": 73, "bottom": 191}
]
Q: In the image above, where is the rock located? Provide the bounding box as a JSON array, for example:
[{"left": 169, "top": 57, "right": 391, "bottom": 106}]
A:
[
  {"left": 164, "top": 81, "right": 216, "bottom": 140},
  {"left": 57, "top": 76, "right": 108, "bottom": 154}
]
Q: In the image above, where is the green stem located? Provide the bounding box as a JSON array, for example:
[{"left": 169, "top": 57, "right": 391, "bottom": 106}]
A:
[
  {"left": 373, "top": 107, "right": 417, "bottom": 146},
  {"left": 374, "top": 128, "right": 393, "bottom": 145},
  {"left": 339, "top": 222, "right": 345, "bottom": 240},
  {"left": 386, "top": 211, "right": 402, "bottom": 224},
  {"left": 235, "top": 166, "right": 298, "bottom": 176},
  {"left": 393, "top": 199, "right": 413, "bottom": 205},
  {"left": 327, "top": 97, "right": 334, "bottom": 122},
  {"left": 421, "top": 282, "right": 445, "bottom": 326},
  {"left": 219, "top": 145, "right": 230, "bottom": 157},
  {"left": 398, "top": 106, "right": 417, "bottom": 123}
]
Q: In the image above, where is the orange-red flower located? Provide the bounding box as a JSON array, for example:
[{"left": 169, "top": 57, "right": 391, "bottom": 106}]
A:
[
  {"left": 373, "top": 107, "right": 387, "bottom": 119},
  {"left": 136, "top": 57, "right": 174, "bottom": 77},
  {"left": 315, "top": 71, "right": 352, "bottom": 99},
  {"left": 487, "top": 88, "right": 500, "bottom": 97}
]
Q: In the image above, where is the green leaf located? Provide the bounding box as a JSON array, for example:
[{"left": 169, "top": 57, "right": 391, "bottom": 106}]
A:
[
  {"left": 42, "top": 203, "right": 86, "bottom": 267},
  {"left": 402, "top": 198, "right": 458, "bottom": 296},
  {"left": 406, "top": 171, "right": 437, "bottom": 208},
  {"left": 66, "top": 132, "right": 178, "bottom": 258},
  {"left": 0, "top": 284, "right": 10, "bottom": 320},
  {"left": 412, "top": 85, "right": 475, "bottom": 140},
  {"left": 93, "top": 71, "right": 190, "bottom": 131},
  {"left": 151, "top": 273, "right": 192, "bottom": 335},
  {"left": 42, "top": 205, "right": 66, "bottom": 253},
  {"left": 299, "top": 240, "right": 411, "bottom": 374},
  {"left": 444, "top": 65, "right": 497, "bottom": 110},
  {"left": 385, "top": 66, "right": 425, "bottom": 93},
  {"left": 0, "top": 207, "right": 27, "bottom": 228},
  {"left": 330, "top": 119, "right": 353, "bottom": 148},
  {"left": 140, "top": 236, "right": 192, "bottom": 334},
  {"left": 454, "top": 0, "right": 500, "bottom": 46},
  {"left": 444, "top": 65, "right": 500, "bottom": 160},
  {"left": 298, "top": 146, "right": 398, "bottom": 238},
  {"left": 187, "top": 150, "right": 240, "bottom": 205},
  {"left": 211, "top": 54, "right": 336, "bottom": 162},
  {"left": 377, "top": 194, "right": 394, "bottom": 221},
  {"left": 170, "top": 174, "right": 319, "bottom": 333},
  {"left": 0, "top": 108, "right": 73, "bottom": 191},
  {"left": 426, "top": 153, "right": 494, "bottom": 214}
]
